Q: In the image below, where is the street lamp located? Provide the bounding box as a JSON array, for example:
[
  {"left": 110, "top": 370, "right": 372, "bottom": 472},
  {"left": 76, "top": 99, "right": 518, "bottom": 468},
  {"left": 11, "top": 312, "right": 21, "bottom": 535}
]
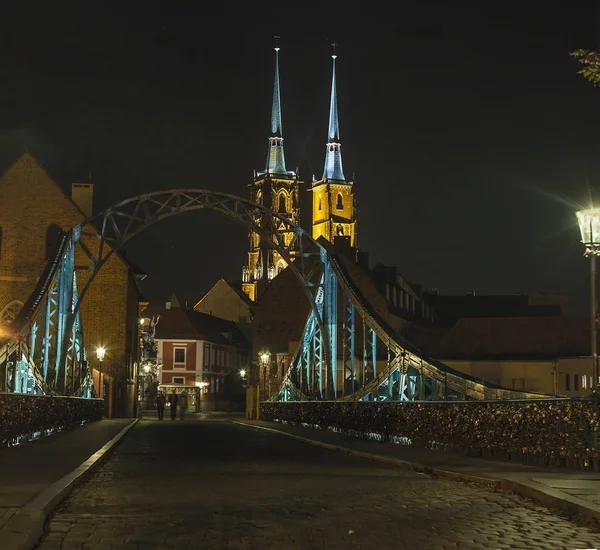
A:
[
  {"left": 576, "top": 207, "right": 600, "bottom": 390},
  {"left": 96, "top": 346, "right": 106, "bottom": 398},
  {"left": 259, "top": 351, "right": 270, "bottom": 395}
]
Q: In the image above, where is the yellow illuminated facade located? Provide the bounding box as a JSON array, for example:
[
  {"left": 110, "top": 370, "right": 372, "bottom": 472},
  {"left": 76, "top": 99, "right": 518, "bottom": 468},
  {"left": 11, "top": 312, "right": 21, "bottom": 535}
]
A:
[
  {"left": 242, "top": 173, "right": 301, "bottom": 301},
  {"left": 311, "top": 179, "right": 356, "bottom": 246}
]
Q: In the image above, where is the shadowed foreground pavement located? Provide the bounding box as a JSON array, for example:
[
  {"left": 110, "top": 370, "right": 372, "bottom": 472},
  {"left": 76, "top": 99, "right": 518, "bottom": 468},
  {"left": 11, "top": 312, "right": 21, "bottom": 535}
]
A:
[{"left": 36, "top": 419, "right": 600, "bottom": 549}]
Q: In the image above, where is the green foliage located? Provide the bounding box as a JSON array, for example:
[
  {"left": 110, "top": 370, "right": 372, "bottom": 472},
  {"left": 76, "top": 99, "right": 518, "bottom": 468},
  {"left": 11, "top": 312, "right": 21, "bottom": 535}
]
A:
[
  {"left": 261, "top": 400, "right": 600, "bottom": 466},
  {"left": 571, "top": 49, "right": 600, "bottom": 86},
  {"left": 0, "top": 394, "right": 103, "bottom": 447}
]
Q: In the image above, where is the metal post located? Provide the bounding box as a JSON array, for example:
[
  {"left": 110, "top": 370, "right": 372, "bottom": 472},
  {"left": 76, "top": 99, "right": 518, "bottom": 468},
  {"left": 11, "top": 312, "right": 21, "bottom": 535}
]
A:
[
  {"left": 592, "top": 253, "right": 598, "bottom": 389},
  {"left": 99, "top": 359, "right": 103, "bottom": 398}
]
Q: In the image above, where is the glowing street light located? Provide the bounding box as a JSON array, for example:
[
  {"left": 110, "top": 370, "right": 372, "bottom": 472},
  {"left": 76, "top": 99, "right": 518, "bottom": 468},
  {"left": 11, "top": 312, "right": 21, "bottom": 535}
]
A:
[
  {"left": 576, "top": 207, "right": 600, "bottom": 390},
  {"left": 239, "top": 369, "right": 247, "bottom": 378},
  {"left": 96, "top": 346, "right": 106, "bottom": 398}
]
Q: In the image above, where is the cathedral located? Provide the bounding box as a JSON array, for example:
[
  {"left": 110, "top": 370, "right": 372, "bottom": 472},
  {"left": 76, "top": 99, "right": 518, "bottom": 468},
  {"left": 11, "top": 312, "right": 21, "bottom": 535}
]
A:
[{"left": 241, "top": 43, "right": 357, "bottom": 302}]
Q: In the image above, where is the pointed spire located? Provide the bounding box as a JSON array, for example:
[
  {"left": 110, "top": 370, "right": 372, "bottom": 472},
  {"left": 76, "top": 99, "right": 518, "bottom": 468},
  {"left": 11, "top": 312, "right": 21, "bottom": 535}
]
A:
[
  {"left": 265, "top": 36, "right": 287, "bottom": 175},
  {"left": 322, "top": 42, "right": 346, "bottom": 182},
  {"left": 271, "top": 36, "right": 282, "bottom": 137}
]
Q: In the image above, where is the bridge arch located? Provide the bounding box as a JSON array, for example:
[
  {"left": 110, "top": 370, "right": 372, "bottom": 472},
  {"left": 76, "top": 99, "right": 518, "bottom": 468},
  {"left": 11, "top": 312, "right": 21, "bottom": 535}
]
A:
[{"left": 71, "top": 190, "right": 327, "bottom": 327}]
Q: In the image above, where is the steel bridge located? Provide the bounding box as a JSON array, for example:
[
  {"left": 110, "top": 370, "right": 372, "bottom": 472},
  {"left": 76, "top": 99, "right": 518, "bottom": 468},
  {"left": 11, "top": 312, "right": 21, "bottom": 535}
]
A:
[{"left": 0, "top": 189, "right": 551, "bottom": 402}]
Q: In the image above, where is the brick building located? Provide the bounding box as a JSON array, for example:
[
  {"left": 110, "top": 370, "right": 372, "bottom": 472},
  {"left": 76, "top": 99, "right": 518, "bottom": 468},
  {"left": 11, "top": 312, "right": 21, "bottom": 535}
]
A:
[
  {"left": 0, "top": 153, "right": 143, "bottom": 416},
  {"left": 143, "top": 300, "right": 251, "bottom": 411}
]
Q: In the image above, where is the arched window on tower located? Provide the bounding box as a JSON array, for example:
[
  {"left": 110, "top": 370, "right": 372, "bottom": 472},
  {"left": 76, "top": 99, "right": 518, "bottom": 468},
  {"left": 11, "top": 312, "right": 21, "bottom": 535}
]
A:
[
  {"left": 318, "top": 197, "right": 322, "bottom": 211},
  {"left": 278, "top": 193, "right": 286, "bottom": 213},
  {"left": 336, "top": 193, "right": 343, "bottom": 210},
  {"left": 46, "top": 224, "right": 62, "bottom": 260}
]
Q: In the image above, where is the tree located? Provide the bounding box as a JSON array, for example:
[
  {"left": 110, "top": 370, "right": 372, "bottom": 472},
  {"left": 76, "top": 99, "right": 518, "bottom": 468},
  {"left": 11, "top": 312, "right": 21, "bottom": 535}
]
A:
[{"left": 571, "top": 49, "right": 600, "bottom": 86}]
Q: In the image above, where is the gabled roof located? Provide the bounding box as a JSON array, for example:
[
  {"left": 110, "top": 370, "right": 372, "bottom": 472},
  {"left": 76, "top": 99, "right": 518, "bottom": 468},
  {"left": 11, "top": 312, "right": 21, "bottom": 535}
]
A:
[
  {"left": 0, "top": 152, "right": 147, "bottom": 280},
  {"left": 143, "top": 304, "right": 250, "bottom": 348},
  {"left": 194, "top": 278, "right": 253, "bottom": 309}
]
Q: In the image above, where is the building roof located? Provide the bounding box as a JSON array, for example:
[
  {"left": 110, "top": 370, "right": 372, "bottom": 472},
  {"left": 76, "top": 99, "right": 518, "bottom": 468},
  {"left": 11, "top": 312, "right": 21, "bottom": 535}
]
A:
[
  {"left": 194, "top": 278, "right": 253, "bottom": 310},
  {"left": 143, "top": 304, "right": 251, "bottom": 348},
  {"left": 431, "top": 316, "right": 590, "bottom": 360},
  {"left": 425, "top": 293, "right": 562, "bottom": 325}
]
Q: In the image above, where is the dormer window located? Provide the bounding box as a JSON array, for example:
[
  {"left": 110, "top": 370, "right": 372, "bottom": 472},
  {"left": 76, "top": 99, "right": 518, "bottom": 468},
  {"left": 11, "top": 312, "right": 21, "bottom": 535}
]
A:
[{"left": 329, "top": 144, "right": 338, "bottom": 152}]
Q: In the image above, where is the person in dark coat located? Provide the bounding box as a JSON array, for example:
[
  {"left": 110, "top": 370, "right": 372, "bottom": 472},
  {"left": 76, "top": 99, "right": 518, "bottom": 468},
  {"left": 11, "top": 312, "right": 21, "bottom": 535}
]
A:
[
  {"left": 156, "top": 391, "right": 166, "bottom": 420},
  {"left": 169, "top": 390, "right": 179, "bottom": 420}
]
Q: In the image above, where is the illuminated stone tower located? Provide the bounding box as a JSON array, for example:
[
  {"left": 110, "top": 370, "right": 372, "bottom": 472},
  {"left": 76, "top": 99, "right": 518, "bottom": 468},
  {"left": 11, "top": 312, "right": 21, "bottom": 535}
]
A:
[
  {"left": 242, "top": 40, "right": 301, "bottom": 302},
  {"left": 311, "top": 45, "right": 356, "bottom": 247}
]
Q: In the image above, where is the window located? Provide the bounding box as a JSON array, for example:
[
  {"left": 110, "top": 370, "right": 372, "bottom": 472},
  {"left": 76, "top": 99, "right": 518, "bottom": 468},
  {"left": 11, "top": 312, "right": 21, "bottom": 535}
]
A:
[
  {"left": 512, "top": 378, "right": 525, "bottom": 390},
  {"left": 278, "top": 193, "right": 286, "bottom": 213},
  {"left": 318, "top": 197, "right": 322, "bottom": 211},
  {"left": 172, "top": 376, "right": 184, "bottom": 384},
  {"left": 46, "top": 224, "right": 62, "bottom": 260},
  {"left": 336, "top": 193, "right": 343, "bottom": 210},
  {"left": 574, "top": 374, "right": 579, "bottom": 391},
  {"left": 566, "top": 374, "right": 570, "bottom": 391},
  {"left": 174, "top": 347, "right": 186, "bottom": 365},
  {"left": 583, "top": 375, "right": 587, "bottom": 389}
]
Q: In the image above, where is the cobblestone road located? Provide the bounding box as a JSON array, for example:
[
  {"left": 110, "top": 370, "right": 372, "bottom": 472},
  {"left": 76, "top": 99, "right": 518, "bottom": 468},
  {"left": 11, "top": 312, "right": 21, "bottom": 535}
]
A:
[{"left": 36, "top": 419, "right": 600, "bottom": 549}]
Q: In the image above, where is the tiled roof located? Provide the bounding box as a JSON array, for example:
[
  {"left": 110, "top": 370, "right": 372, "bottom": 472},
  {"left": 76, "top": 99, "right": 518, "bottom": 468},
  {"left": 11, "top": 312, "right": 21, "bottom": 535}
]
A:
[
  {"left": 431, "top": 316, "right": 590, "bottom": 359},
  {"left": 142, "top": 305, "right": 250, "bottom": 348}
]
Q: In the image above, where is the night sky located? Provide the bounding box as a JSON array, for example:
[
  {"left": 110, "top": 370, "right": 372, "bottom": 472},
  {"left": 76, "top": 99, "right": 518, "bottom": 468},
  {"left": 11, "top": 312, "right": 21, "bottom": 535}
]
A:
[{"left": 2, "top": 2, "right": 600, "bottom": 314}]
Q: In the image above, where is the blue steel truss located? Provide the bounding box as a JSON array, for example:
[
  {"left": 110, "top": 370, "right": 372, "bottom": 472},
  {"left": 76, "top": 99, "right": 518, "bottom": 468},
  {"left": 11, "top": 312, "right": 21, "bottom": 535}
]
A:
[{"left": 0, "top": 189, "right": 557, "bottom": 402}]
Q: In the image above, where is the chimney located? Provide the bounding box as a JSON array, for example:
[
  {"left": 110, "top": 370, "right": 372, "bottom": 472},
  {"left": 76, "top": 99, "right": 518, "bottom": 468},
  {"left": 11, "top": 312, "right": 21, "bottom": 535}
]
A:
[
  {"left": 165, "top": 301, "right": 171, "bottom": 310},
  {"left": 71, "top": 183, "right": 94, "bottom": 218}
]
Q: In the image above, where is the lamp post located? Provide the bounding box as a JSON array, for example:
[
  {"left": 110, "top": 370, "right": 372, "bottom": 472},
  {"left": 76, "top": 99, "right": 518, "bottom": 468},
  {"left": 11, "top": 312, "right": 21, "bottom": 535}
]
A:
[
  {"left": 576, "top": 207, "right": 600, "bottom": 390},
  {"left": 260, "top": 351, "right": 270, "bottom": 397},
  {"left": 96, "top": 346, "right": 106, "bottom": 398}
]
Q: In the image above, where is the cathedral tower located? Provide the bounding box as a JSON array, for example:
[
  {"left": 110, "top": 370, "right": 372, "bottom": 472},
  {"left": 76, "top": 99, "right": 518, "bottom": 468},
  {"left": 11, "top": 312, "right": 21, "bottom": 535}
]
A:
[
  {"left": 311, "top": 45, "right": 356, "bottom": 247},
  {"left": 242, "top": 40, "right": 302, "bottom": 302}
]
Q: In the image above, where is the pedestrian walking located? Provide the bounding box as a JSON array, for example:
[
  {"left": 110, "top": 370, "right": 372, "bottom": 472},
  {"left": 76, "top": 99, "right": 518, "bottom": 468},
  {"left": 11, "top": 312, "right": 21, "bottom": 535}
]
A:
[
  {"left": 178, "top": 392, "right": 188, "bottom": 420},
  {"left": 168, "top": 390, "right": 178, "bottom": 420},
  {"left": 156, "top": 391, "right": 166, "bottom": 420}
]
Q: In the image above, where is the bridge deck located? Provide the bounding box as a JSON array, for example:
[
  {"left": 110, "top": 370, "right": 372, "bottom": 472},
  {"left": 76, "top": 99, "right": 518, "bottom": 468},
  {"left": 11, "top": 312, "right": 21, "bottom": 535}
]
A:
[{"left": 28, "top": 414, "right": 600, "bottom": 549}]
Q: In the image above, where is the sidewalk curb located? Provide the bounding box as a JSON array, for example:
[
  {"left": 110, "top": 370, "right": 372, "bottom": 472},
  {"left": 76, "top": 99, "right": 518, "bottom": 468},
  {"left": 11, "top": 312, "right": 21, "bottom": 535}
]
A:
[
  {"left": 0, "top": 418, "right": 138, "bottom": 550},
  {"left": 231, "top": 420, "right": 600, "bottom": 524}
]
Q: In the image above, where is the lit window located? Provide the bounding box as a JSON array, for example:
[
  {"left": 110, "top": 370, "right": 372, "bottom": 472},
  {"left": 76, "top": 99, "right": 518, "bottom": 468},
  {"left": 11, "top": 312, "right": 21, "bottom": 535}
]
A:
[
  {"left": 582, "top": 375, "right": 587, "bottom": 389},
  {"left": 174, "top": 348, "right": 186, "bottom": 364}
]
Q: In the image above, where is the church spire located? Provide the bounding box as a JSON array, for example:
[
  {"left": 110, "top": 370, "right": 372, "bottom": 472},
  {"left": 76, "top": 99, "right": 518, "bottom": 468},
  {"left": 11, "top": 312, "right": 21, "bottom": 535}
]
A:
[
  {"left": 322, "top": 43, "right": 346, "bottom": 182},
  {"left": 266, "top": 37, "right": 287, "bottom": 175}
]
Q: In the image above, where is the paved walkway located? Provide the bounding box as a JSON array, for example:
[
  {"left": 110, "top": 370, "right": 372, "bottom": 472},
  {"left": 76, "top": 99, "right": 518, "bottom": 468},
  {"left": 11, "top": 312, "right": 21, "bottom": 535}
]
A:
[
  {"left": 35, "top": 417, "right": 600, "bottom": 549},
  {"left": 0, "top": 419, "right": 132, "bottom": 550},
  {"left": 0, "top": 420, "right": 131, "bottom": 509}
]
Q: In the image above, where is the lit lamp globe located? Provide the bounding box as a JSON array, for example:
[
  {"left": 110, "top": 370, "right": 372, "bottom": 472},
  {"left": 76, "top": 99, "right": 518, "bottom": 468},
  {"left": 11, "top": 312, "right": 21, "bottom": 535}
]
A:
[
  {"left": 143, "top": 363, "right": 151, "bottom": 374},
  {"left": 576, "top": 208, "right": 600, "bottom": 250},
  {"left": 96, "top": 347, "right": 106, "bottom": 361}
]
